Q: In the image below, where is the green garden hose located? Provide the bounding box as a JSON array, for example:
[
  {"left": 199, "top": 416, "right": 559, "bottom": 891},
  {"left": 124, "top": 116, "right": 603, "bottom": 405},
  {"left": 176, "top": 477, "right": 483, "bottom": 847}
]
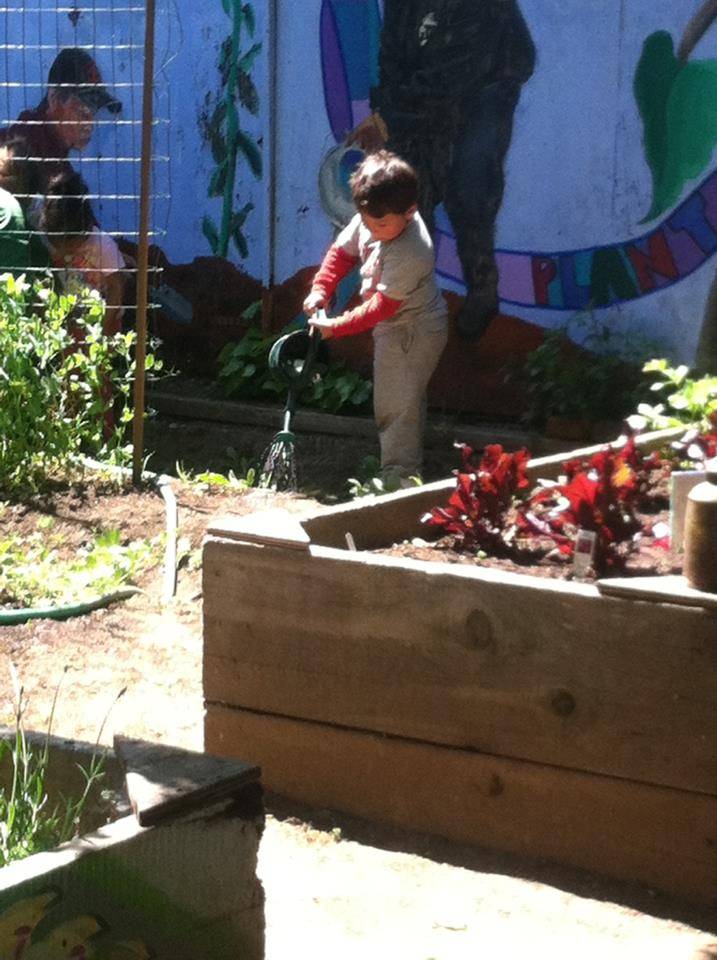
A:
[{"left": 0, "top": 588, "right": 141, "bottom": 627}]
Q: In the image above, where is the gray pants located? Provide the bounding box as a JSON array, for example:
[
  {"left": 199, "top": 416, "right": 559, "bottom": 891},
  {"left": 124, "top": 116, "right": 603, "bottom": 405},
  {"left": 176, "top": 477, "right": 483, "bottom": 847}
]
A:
[{"left": 373, "top": 322, "right": 448, "bottom": 484}]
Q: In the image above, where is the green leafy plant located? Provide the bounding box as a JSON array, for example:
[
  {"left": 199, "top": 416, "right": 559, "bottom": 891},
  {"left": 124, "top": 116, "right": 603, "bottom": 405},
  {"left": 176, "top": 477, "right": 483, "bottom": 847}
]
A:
[
  {"left": 217, "top": 322, "right": 373, "bottom": 415},
  {"left": 217, "top": 325, "right": 284, "bottom": 399},
  {"left": 202, "top": 0, "right": 262, "bottom": 259},
  {"left": 634, "top": 359, "right": 717, "bottom": 430},
  {"left": 175, "top": 459, "right": 258, "bottom": 490},
  {"left": 0, "top": 665, "right": 123, "bottom": 866},
  {"left": 0, "top": 276, "right": 160, "bottom": 495},
  {"left": 523, "top": 310, "right": 653, "bottom": 428},
  {"left": 0, "top": 528, "right": 155, "bottom": 609},
  {"left": 347, "top": 455, "right": 422, "bottom": 498}
]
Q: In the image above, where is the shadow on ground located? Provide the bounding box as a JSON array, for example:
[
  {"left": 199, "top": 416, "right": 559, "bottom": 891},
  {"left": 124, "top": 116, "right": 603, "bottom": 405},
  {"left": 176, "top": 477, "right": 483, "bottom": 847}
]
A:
[{"left": 265, "top": 792, "right": 717, "bottom": 936}]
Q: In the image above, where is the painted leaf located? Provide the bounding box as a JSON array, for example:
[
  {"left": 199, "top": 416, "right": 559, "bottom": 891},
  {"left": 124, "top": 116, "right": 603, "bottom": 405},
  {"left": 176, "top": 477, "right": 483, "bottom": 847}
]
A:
[
  {"left": 221, "top": 0, "right": 231, "bottom": 15},
  {"left": 230, "top": 201, "right": 254, "bottom": 231},
  {"left": 243, "top": 3, "right": 256, "bottom": 36},
  {"left": 238, "top": 70, "right": 260, "bottom": 115},
  {"left": 232, "top": 226, "right": 249, "bottom": 259},
  {"left": 209, "top": 163, "right": 229, "bottom": 198},
  {"left": 210, "top": 126, "right": 228, "bottom": 165},
  {"left": 0, "top": 891, "right": 58, "bottom": 957},
  {"left": 219, "top": 37, "right": 233, "bottom": 87},
  {"left": 635, "top": 30, "right": 717, "bottom": 221},
  {"left": 657, "top": 60, "right": 717, "bottom": 212},
  {"left": 238, "top": 41, "right": 262, "bottom": 73},
  {"left": 236, "top": 129, "right": 263, "bottom": 178},
  {"left": 210, "top": 100, "right": 227, "bottom": 133},
  {"left": 202, "top": 216, "right": 219, "bottom": 255}
]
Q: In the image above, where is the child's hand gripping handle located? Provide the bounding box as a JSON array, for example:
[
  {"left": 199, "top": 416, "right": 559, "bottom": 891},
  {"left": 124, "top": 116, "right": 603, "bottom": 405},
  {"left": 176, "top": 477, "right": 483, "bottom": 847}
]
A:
[{"left": 308, "top": 308, "right": 335, "bottom": 340}]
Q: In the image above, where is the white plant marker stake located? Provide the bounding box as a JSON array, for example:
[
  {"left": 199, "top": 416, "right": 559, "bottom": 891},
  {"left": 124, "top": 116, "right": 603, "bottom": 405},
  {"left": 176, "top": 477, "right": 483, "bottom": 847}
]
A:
[{"left": 573, "top": 529, "right": 597, "bottom": 579}]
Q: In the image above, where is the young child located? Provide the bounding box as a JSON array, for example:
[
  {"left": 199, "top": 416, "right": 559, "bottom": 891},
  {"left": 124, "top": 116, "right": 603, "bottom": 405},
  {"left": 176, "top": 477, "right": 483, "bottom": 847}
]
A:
[
  {"left": 305, "top": 150, "right": 447, "bottom": 487},
  {"left": 0, "top": 134, "right": 50, "bottom": 276},
  {"left": 40, "top": 169, "right": 126, "bottom": 336}
]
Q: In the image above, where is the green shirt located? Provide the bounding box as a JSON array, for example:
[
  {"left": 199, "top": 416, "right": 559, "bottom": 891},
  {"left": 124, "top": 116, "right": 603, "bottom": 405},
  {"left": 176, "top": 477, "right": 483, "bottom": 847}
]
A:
[{"left": 0, "top": 188, "right": 50, "bottom": 277}]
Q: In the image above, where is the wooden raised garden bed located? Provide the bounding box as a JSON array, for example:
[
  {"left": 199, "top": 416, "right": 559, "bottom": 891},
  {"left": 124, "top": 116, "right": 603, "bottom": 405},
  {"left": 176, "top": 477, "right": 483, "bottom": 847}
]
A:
[
  {"left": 0, "top": 732, "right": 264, "bottom": 958},
  {"left": 203, "top": 430, "right": 716, "bottom": 904}
]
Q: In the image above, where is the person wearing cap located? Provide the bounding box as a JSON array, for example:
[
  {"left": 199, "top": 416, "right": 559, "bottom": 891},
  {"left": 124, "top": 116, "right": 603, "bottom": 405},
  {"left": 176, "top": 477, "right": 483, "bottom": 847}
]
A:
[{"left": 0, "top": 48, "right": 122, "bottom": 191}]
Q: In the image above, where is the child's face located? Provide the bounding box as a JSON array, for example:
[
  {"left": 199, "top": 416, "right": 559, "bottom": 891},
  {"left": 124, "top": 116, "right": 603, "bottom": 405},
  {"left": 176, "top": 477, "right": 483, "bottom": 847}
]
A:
[{"left": 361, "top": 208, "right": 415, "bottom": 242}]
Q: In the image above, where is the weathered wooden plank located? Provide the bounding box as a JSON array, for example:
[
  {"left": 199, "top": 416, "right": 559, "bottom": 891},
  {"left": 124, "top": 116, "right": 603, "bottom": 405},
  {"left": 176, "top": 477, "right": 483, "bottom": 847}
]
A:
[
  {"left": 203, "top": 538, "right": 717, "bottom": 796},
  {"left": 114, "top": 736, "right": 260, "bottom": 827},
  {"left": 204, "top": 703, "right": 717, "bottom": 904},
  {"left": 598, "top": 574, "right": 717, "bottom": 610}
]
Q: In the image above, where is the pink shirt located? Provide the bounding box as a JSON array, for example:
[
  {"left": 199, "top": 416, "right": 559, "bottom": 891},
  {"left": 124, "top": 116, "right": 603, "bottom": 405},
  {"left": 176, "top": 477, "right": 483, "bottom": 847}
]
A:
[{"left": 53, "top": 227, "right": 125, "bottom": 297}]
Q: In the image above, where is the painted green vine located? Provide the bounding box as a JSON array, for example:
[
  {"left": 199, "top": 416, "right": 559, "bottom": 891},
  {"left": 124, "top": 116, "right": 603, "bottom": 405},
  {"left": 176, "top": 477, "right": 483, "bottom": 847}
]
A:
[{"left": 202, "top": 0, "right": 262, "bottom": 260}]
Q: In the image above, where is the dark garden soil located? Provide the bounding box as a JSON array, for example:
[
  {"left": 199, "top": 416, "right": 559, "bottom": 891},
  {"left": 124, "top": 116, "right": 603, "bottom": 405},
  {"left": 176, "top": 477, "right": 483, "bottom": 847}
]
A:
[{"left": 379, "top": 508, "right": 680, "bottom": 582}]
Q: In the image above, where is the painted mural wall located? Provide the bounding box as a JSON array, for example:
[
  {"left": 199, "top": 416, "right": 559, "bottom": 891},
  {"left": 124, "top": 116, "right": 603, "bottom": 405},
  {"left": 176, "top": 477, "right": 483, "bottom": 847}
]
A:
[
  {"left": 4, "top": 0, "right": 717, "bottom": 372},
  {"left": 0, "top": 0, "right": 267, "bottom": 281},
  {"left": 273, "top": 0, "right": 717, "bottom": 366}
]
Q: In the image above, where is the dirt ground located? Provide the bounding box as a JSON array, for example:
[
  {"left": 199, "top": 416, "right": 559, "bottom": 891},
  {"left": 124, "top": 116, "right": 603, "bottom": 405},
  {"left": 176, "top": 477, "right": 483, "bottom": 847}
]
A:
[{"left": 0, "top": 424, "right": 715, "bottom": 959}]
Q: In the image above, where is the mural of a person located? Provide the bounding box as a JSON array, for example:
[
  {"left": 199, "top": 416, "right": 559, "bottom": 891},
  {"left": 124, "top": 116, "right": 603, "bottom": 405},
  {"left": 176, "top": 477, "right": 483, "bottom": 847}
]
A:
[
  {"left": 0, "top": 47, "right": 122, "bottom": 192},
  {"left": 350, "top": 0, "right": 536, "bottom": 338}
]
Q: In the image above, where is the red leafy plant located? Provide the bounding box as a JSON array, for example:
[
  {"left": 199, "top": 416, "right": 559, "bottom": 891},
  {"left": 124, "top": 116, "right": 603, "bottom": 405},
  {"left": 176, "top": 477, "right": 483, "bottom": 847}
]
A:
[
  {"left": 423, "top": 444, "right": 531, "bottom": 555},
  {"left": 521, "top": 439, "right": 647, "bottom": 573}
]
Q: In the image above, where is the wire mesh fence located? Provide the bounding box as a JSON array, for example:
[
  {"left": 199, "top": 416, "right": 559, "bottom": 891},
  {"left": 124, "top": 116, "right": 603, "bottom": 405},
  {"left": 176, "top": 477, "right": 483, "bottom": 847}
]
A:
[{"left": 0, "top": 0, "right": 173, "bottom": 322}]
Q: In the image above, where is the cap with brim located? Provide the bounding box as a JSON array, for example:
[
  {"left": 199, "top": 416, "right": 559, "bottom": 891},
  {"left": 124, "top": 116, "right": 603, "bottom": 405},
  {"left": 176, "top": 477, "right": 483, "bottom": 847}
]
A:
[
  {"left": 75, "top": 87, "right": 122, "bottom": 114},
  {"left": 47, "top": 47, "right": 122, "bottom": 114}
]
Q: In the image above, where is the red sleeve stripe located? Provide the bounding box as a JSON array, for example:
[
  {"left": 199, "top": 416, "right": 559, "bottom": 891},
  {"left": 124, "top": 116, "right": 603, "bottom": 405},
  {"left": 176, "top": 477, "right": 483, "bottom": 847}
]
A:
[
  {"left": 311, "top": 245, "right": 360, "bottom": 300},
  {"left": 331, "top": 291, "right": 403, "bottom": 338}
]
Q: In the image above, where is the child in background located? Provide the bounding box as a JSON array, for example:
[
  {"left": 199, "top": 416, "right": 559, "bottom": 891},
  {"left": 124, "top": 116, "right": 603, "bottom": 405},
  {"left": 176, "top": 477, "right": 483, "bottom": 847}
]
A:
[
  {"left": 40, "top": 170, "right": 126, "bottom": 336},
  {"left": 305, "top": 150, "right": 447, "bottom": 487},
  {"left": 0, "top": 134, "right": 50, "bottom": 276}
]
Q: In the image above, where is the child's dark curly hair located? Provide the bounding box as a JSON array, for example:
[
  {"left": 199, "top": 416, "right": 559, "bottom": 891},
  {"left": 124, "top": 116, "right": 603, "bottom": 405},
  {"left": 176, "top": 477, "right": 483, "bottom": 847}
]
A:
[
  {"left": 350, "top": 150, "right": 418, "bottom": 218},
  {"left": 41, "top": 170, "right": 94, "bottom": 242}
]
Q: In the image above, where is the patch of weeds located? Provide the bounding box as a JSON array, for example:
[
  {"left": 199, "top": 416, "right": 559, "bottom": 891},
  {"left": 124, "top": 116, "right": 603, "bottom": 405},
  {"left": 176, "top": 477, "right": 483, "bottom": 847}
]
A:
[
  {"left": 347, "top": 455, "right": 422, "bottom": 498},
  {"left": 0, "top": 528, "right": 157, "bottom": 609},
  {"left": 0, "top": 665, "right": 124, "bottom": 866},
  {"left": 175, "top": 459, "right": 258, "bottom": 491},
  {"left": 176, "top": 538, "right": 202, "bottom": 573}
]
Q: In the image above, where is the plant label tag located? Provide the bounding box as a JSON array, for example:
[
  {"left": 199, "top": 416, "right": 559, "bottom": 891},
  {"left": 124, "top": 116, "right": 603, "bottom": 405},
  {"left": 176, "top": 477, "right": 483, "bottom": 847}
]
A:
[{"left": 573, "top": 529, "right": 597, "bottom": 578}]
